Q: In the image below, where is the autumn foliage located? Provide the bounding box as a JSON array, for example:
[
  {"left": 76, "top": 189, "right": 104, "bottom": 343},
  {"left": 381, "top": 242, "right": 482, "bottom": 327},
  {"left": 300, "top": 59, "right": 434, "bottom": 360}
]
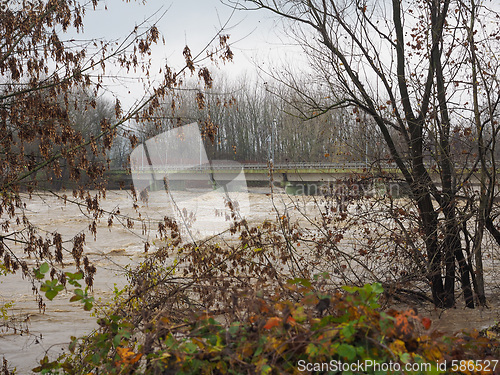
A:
[{"left": 39, "top": 281, "right": 499, "bottom": 374}]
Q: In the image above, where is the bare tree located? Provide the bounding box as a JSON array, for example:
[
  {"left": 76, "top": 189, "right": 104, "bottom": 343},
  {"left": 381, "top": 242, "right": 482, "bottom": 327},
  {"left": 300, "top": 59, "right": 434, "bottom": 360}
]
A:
[
  {"left": 144, "top": 75, "right": 381, "bottom": 163},
  {"left": 239, "top": 0, "right": 500, "bottom": 308}
]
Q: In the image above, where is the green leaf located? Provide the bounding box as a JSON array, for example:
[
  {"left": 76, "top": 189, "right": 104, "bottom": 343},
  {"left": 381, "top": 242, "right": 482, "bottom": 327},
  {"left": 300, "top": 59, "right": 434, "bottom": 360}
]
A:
[
  {"left": 261, "top": 364, "right": 272, "bottom": 374},
  {"left": 164, "top": 334, "right": 176, "bottom": 348},
  {"left": 380, "top": 312, "right": 395, "bottom": 334},
  {"left": 342, "top": 321, "right": 356, "bottom": 339},
  {"left": 83, "top": 301, "right": 93, "bottom": 311},
  {"left": 45, "top": 290, "right": 58, "bottom": 301},
  {"left": 254, "top": 344, "right": 264, "bottom": 358},
  {"left": 67, "top": 279, "right": 81, "bottom": 287},
  {"left": 355, "top": 346, "right": 366, "bottom": 357},
  {"left": 65, "top": 271, "right": 84, "bottom": 280},
  {"left": 342, "top": 285, "right": 358, "bottom": 294},
  {"left": 113, "top": 334, "right": 122, "bottom": 347},
  {"left": 183, "top": 341, "right": 198, "bottom": 354},
  {"left": 287, "top": 278, "right": 312, "bottom": 288},
  {"left": 39, "top": 262, "right": 50, "bottom": 274},
  {"left": 91, "top": 353, "right": 100, "bottom": 365},
  {"left": 370, "top": 282, "right": 384, "bottom": 295},
  {"left": 337, "top": 343, "right": 356, "bottom": 361},
  {"left": 228, "top": 322, "right": 241, "bottom": 335},
  {"left": 399, "top": 352, "right": 411, "bottom": 363},
  {"left": 55, "top": 284, "right": 64, "bottom": 292}
]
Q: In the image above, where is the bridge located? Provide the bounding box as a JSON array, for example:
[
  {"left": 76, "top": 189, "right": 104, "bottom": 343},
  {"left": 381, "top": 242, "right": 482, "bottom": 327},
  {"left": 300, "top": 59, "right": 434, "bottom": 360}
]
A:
[
  {"left": 107, "top": 160, "right": 490, "bottom": 196},
  {"left": 107, "top": 161, "right": 406, "bottom": 195},
  {"left": 123, "top": 161, "right": 400, "bottom": 182}
]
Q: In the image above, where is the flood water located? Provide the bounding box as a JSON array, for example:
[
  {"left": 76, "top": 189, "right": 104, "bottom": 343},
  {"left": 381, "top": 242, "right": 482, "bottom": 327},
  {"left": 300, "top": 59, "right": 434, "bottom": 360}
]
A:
[{"left": 1, "top": 189, "right": 499, "bottom": 373}]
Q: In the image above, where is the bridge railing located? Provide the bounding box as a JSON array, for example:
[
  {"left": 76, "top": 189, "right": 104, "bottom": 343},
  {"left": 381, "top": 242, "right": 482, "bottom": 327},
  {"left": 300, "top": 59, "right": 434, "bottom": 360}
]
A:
[
  {"left": 114, "top": 160, "right": 500, "bottom": 173},
  {"left": 124, "top": 161, "right": 400, "bottom": 172},
  {"left": 243, "top": 162, "right": 399, "bottom": 170}
]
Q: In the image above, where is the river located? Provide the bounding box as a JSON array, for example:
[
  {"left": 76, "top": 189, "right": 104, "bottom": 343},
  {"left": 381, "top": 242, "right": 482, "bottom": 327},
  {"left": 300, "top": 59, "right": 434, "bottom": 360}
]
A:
[{"left": 1, "top": 188, "right": 499, "bottom": 373}]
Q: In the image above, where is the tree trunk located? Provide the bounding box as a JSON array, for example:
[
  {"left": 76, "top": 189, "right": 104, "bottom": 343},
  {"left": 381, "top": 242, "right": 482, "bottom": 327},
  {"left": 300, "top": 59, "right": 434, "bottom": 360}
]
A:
[
  {"left": 414, "top": 188, "right": 448, "bottom": 307},
  {"left": 443, "top": 203, "right": 474, "bottom": 308}
]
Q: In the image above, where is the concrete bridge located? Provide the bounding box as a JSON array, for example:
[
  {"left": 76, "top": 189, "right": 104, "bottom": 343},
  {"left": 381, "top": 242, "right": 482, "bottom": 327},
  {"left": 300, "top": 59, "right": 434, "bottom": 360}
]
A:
[
  {"left": 122, "top": 161, "right": 400, "bottom": 181},
  {"left": 106, "top": 160, "right": 489, "bottom": 197},
  {"left": 107, "top": 161, "right": 406, "bottom": 195}
]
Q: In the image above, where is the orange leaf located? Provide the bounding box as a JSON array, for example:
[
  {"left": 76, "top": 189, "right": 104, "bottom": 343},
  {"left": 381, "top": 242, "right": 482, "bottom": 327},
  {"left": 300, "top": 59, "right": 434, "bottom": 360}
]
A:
[
  {"left": 116, "top": 347, "right": 142, "bottom": 366},
  {"left": 395, "top": 312, "right": 414, "bottom": 339},
  {"left": 116, "top": 347, "right": 133, "bottom": 359},
  {"left": 421, "top": 317, "right": 432, "bottom": 330},
  {"left": 263, "top": 317, "right": 282, "bottom": 330},
  {"left": 128, "top": 353, "right": 142, "bottom": 365}
]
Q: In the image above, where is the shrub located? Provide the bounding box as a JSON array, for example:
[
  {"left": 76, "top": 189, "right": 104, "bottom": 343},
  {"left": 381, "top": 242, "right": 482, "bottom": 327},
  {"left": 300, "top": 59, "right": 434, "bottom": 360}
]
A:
[{"left": 38, "top": 281, "right": 499, "bottom": 374}]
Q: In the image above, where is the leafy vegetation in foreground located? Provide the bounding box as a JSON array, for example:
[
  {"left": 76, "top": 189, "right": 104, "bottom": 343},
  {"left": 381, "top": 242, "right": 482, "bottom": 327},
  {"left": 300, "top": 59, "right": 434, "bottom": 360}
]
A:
[{"left": 33, "top": 282, "right": 499, "bottom": 375}]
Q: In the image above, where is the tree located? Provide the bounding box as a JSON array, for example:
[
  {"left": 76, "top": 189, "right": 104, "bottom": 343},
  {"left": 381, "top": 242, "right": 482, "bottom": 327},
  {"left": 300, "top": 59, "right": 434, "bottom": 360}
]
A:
[
  {"left": 144, "top": 75, "right": 378, "bottom": 164},
  {"left": 0, "top": 0, "right": 233, "bottom": 334},
  {"left": 240, "top": 0, "right": 500, "bottom": 308}
]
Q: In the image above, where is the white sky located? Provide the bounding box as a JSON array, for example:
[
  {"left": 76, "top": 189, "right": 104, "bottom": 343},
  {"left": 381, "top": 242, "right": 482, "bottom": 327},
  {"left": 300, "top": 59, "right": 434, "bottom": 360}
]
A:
[{"left": 70, "top": 0, "right": 303, "bottom": 108}]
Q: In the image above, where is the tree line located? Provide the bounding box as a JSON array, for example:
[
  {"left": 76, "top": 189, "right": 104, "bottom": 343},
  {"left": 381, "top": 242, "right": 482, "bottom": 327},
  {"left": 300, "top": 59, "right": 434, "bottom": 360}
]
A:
[{"left": 128, "top": 75, "right": 386, "bottom": 165}]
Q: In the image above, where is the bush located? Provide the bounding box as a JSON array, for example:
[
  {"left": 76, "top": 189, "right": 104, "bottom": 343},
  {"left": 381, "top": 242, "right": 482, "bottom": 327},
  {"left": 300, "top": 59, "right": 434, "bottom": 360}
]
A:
[{"left": 36, "top": 281, "right": 499, "bottom": 374}]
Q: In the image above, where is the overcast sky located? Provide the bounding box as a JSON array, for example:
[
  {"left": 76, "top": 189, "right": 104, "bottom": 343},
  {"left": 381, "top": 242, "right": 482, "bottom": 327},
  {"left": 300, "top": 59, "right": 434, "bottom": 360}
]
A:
[{"left": 72, "top": 0, "right": 301, "bottom": 107}]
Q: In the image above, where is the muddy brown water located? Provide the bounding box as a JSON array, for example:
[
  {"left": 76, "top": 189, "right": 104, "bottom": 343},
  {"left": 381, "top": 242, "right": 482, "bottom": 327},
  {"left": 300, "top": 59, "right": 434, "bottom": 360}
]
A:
[{"left": 0, "top": 189, "right": 498, "bottom": 373}]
